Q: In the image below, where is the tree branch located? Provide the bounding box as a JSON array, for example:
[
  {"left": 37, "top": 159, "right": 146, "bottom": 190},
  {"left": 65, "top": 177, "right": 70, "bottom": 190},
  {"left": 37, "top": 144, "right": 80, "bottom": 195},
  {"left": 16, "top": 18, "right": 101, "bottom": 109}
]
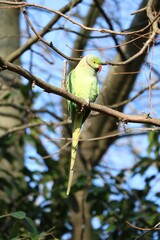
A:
[
  {"left": 0, "top": 119, "right": 69, "bottom": 141},
  {"left": 0, "top": 1, "right": 152, "bottom": 36},
  {"left": 1, "top": 0, "right": 158, "bottom": 66},
  {"left": 1, "top": 56, "right": 160, "bottom": 127},
  {"left": 1, "top": 0, "right": 82, "bottom": 62}
]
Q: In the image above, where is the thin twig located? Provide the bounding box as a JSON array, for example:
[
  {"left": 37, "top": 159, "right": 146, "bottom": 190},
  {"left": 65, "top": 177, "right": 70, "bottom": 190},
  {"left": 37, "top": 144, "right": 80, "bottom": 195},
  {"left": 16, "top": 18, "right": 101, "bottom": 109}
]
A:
[
  {"left": 131, "top": 7, "right": 146, "bottom": 15},
  {"left": 109, "top": 78, "right": 160, "bottom": 108},
  {"left": 0, "top": 119, "right": 69, "bottom": 141},
  {"left": 21, "top": 8, "right": 81, "bottom": 61},
  {"left": 126, "top": 221, "right": 160, "bottom": 231},
  {"left": 20, "top": 6, "right": 157, "bottom": 67},
  {"left": 105, "top": 31, "right": 156, "bottom": 66},
  {"left": 4, "top": 0, "right": 82, "bottom": 62},
  {"left": 0, "top": 1, "right": 153, "bottom": 36},
  {"left": 47, "top": 127, "right": 160, "bottom": 143},
  {"left": 62, "top": 60, "right": 67, "bottom": 90},
  {"left": 1, "top": 0, "right": 158, "bottom": 67}
]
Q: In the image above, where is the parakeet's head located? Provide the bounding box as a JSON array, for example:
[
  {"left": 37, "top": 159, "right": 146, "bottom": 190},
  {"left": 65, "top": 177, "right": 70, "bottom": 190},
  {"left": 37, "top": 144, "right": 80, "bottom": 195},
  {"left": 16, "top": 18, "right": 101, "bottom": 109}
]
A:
[{"left": 85, "top": 55, "right": 102, "bottom": 72}]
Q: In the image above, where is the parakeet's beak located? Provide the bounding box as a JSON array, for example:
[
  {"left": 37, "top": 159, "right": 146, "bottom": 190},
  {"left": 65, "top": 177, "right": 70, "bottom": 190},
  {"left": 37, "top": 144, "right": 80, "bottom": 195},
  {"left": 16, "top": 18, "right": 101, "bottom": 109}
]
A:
[{"left": 97, "top": 65, "right": 102, "bottom": 72}]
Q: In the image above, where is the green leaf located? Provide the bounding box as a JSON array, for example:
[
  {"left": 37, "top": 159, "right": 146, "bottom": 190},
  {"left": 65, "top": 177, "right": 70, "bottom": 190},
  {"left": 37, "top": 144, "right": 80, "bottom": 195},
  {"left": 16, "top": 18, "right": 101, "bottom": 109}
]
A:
[
  {"left": 23, "top": 216, "right": 39, "bottom": 237},
  {"left": 11, "top": 211, "right": 26, "bottom": 219},
  {"left": 10, "top": 220, "right": 21, "bottom": 239},
  {"left": 3, "top": 92, "right": 11, "bottom": 100},
  {"left": 107, "top": 223, "right": 116, "bottom": 232}
]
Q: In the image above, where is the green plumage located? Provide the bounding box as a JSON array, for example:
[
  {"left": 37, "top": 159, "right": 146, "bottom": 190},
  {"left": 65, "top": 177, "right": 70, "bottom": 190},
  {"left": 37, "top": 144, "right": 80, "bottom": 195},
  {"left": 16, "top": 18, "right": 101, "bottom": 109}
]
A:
[{"left": 66, "top": 55, "right": 103, "bottom": 195}]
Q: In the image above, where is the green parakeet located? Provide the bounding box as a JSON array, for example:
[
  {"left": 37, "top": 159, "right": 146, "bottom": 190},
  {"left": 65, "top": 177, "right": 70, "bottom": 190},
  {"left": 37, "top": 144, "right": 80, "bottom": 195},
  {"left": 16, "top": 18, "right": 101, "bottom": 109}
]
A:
[{"left": 66, "top": 54, "right": 103, "bottom": 195}]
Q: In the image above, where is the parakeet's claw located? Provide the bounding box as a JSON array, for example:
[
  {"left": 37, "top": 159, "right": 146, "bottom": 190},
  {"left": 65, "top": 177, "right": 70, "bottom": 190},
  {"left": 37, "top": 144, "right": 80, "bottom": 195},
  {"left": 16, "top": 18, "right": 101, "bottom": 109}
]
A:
[
  {"left": 85, "top": 99, "right": 90, "bottom": 104},
  {"left": 78, "top": 106, "right": 83, "bottom": 113},
  {"left": 78, "top": 99, "right": 90, "bottom": 114}
]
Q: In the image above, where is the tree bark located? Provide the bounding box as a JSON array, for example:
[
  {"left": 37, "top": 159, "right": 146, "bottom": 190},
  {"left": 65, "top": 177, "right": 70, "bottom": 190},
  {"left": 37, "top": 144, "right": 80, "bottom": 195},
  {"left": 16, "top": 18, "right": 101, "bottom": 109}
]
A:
[{"left": 0, "top": 0, "right": 25, "bottom": 206}]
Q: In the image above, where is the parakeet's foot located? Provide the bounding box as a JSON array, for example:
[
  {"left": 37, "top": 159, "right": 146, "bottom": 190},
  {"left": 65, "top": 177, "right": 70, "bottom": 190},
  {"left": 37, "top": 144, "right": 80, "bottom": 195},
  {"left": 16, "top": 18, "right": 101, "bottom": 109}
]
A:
[{"left": 78, "top": 99, "right": 90, "bottom": 114}]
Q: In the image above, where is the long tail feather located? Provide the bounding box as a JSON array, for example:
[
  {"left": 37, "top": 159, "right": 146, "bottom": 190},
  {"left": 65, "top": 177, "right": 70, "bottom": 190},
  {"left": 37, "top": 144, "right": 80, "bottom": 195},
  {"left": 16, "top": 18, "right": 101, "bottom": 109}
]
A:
[{"left": 66, "top": 114, "right": 83, "bottom": 195}]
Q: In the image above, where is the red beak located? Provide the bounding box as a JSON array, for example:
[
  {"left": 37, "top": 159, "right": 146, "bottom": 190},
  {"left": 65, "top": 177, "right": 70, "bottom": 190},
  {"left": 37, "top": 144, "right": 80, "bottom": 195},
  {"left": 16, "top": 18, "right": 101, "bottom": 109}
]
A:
[{"left": 98, "top": 65, "right": 102, "bottom": 72}]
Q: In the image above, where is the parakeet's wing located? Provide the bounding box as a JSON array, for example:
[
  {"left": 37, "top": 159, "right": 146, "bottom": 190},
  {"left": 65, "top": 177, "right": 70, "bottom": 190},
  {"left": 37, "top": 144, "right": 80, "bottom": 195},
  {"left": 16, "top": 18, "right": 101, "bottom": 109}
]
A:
[
  {"left": 66, "top": 69, "right": 88, "bottom": 195},
  {"left": 66, "top": 69, "right": 75, "bottom": 119},
  {"left": 66, "top": 68, "right": 98, "bottom": 124}
]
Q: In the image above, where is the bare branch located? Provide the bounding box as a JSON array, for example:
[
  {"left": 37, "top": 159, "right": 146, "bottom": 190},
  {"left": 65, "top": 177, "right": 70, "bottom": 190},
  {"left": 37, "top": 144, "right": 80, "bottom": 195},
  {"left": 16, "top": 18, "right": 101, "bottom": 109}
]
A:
[
  {"left": 0, "top": 1, "right": 153, "bottom": 36},
  {"left": 21, "top": 7, "right": 80, "bottom": 61},
  {"left": 131, "top": 7, "right": 146, "bottom": 15},
  {"left": 0, "top": 119, "right": 69, "bottom": 140},
  {"left": 126, "top": 221, "right": 160, "bottom": 240},
  {"left": 2, "top": 0, "right": 82, "bottom": 62},
  {"left": 19, "top": 5, "right": 158, "bottom": 67},
  {"left": 109, "top": 78, "right": 160, "bottom": 108},
  {"left": 49, "top": 127, "right": 160, "bottom": 143},
  {"left": 0, "top": 122, "right": 43, "bottom": 140},
  {"left": 146, "top": 0, "right": 160, "bottom": 33},
  {"left": 1, "top": 0, "right": 158, "bottom": 66},
  {"left": 104, "top": 31, "right": 156, "bottom": 66},
  {"left": 1, "top": 56, "right": 160, "bottom": 127},
  {"left": 61, "top": 60, "right": 67, "bottom": 90}
]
